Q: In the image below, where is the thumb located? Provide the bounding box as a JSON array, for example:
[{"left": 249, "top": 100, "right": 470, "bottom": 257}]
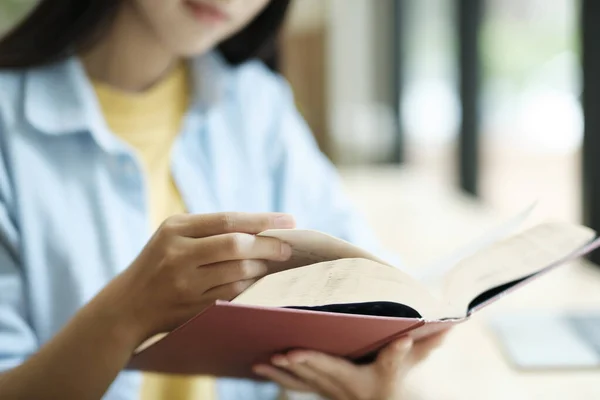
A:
[{"left": 375, "top": 337, "right": 414, "bottom": 377}]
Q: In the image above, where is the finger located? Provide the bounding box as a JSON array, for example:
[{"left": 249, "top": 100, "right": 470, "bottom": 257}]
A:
[
  {"left": 375, "top": 337, "right": 414, "bottom": 377},
  {"left": 252, "top": 364, "right": 312, "bottom": 392},
  {"left": 199, "top": 260, "right": 269, "bottom": 287},
  {"left": 416, "top": 330, "right": 448, "bottom": 348},
  {"left": 167, "top": 213, "right": 296, "bottom": 238},
  {"left": 283, "top": 350, "right": 366, "bottom": 399},
  {"left": 201, "top": 278, "right": 258, "bottom": 303},
  {"left": 410, "top": 331, "right": 447, "bottom": 365},
  {"left": 185, "top": 234, "right": 292, "bottom": 266},
  {"left": 273, "top": 355, "right": 349, "bottom": 400}
]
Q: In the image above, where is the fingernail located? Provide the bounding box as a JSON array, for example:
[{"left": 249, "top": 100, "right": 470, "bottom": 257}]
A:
[
  {"left": 274, "top": 215, "right": 295, "bottom": 229},
  {"left": 279, "top": 243, "right": 292, "bottom": 260},
  {"left": 272, "top": 355, "right": 289, "bottom": 367},
  {"left": 289, "top": 354, "right": 308, "bottom": 364}
]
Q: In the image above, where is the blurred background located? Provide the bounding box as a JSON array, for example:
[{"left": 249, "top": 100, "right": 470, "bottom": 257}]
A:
[{"left": 279, "top": 0, "right": 582, "bottom": 223}]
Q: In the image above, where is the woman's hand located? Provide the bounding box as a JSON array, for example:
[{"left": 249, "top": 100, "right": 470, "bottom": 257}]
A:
[
  {"left": 254, "top": 333, "right": 447, "bottom": 400},
  {"left": 0, "top": 212, "right": 296, "bottom": 400},
  {"left": 100, "top": 212, "right": 296, "bottom": 344}
]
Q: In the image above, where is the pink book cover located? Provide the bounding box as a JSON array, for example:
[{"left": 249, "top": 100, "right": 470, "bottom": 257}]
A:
[
  {"left": 126, "top": 237, "right": 600, "bottom": 380},
  {"left": 127, "top": 301, "right": 455, "bottom": 380}
]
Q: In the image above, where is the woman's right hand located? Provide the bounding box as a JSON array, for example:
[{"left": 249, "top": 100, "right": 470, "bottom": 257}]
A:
[
  {"left": 0, "top": 212, "right": 296, "bottom": 400},
  {"left": 99, "top": 212, "right": 296, "bottom": 344}
]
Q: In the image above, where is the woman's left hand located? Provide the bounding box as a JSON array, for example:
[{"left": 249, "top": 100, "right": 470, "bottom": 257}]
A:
[{"left": 253, "top": 333, "right": 447, "bottom": 400}]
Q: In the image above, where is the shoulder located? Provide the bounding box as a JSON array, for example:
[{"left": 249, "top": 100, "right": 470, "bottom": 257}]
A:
[
  {"left": 227, "top": 59, "right": 294, "bottom": 111},
  {"left": 227, "top": 59, "right": 316, "bottom": 146},
  {"left": 231, "top": 59, "right": 288, "bottom": 91},
  {"left": 208, "top": 57, "right": 301, "bottom": 143},
  {"left": 191, "top": 54, "right": 312, "bottom": 162},
  {"left": 191, "top": 53, "right": 297, "bottom": 118}
]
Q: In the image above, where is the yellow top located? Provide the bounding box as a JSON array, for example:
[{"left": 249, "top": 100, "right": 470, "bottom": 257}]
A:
[{"left": 92, "top": 63, "right": 216, "bottom": 400}]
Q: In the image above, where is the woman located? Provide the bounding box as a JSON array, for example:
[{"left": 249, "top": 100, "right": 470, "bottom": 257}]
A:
[{"left": 0, "top": 0, "right": 444, "bottom": 399}]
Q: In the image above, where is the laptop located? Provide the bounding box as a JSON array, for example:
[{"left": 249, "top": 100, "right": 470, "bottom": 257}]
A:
[{"left": 489, "top": 311, "right": 600, "bottom": 369}]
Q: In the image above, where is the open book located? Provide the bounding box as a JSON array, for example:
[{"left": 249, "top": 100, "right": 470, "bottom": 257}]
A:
[{"left": 128, "top": 215, "right": 600, "bottom": 379}]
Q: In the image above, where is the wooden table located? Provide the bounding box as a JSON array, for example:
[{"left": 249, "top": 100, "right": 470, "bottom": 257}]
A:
[{"left": 339, "top": 167, "right": 600, "bottom": 400}]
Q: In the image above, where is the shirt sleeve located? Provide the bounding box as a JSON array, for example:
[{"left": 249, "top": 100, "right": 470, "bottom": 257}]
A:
[
  {"left": 0, "top": 131, "right": 38, "bottom": 372},
  {"left": 267, "top": 74, "right": 397, "bottom": 264}
]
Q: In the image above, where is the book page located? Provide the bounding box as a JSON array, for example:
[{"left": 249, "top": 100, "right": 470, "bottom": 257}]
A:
[
  {"left": 416, "top": 203, "right": 536, "bottom": 283},
  {"left": 232, "top": 258, "right": 450, "bottom": 320},
  {"left": 135, "top": 333, "right": 168, "bottom": 354},
  {"left": 442, "top": 222, "right": 595, "bottom": 315},
  {"left": 258, "top": 229, "right": 395, "bottom": 273}
]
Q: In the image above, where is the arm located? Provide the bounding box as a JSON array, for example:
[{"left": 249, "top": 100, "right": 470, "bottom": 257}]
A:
[
  {"left": 0, "top": 285, "right": 144, "bottom": 400},
  {"left": 0, "top": 128, "right": 140, "bottom": 398},
  {"left": 0, "top": 193, "right": 153, "bottom": 400},
  {"left": 0, "top": 209, "right": 296, "bottom": 400}
]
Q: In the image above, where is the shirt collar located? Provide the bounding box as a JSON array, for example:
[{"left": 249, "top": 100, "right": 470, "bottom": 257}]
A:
[
  {"left": 23, "top": 52, "right": 234, "bottom": 139},
  {"left": 24, "top": 57, "right": 104, "bottom": 136}
]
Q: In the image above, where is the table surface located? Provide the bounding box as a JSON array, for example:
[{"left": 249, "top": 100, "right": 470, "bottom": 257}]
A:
[{"left": 338, "top": 167, "right": 600, "bottom": 400}]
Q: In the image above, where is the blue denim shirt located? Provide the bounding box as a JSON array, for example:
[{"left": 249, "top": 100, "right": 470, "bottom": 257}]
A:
[{"left": 0, "top": 53, "right": 385, "bottom": 399}]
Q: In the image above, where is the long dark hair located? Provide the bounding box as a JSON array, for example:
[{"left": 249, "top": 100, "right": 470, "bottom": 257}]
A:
[{"left": 0, "top": 0, "right": 291, "bottom": 69}]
